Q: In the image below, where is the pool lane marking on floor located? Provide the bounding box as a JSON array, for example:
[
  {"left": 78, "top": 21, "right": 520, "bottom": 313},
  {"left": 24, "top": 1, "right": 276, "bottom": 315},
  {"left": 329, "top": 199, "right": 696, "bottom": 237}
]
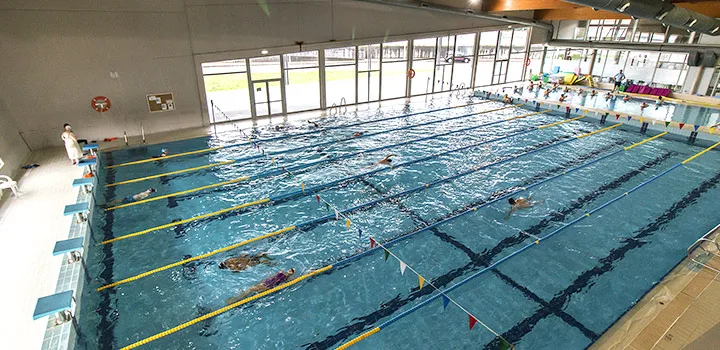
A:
[
  {"left": 106, "top": 101, "right": 493, "bottom": 169},
  {"left": 98, "top": 119, "right": 600, "bottom": 289},
  {"left": 336, "top": 140, "right": 719, "bottom": 350},
  {"left": 307, "top": 146, "right": 675, "bottom": 349},
  {"left": 104, "top": 161, "right": 235, "bottom": 187},
  {"left": 104, "top": 104, "right": 518, "bottom": 187},
  {"left": 104, "top": 109, "right": 550, "bottom": 211},
  {"left": 98, "top": 115, "right": 574, "bottom": 246},
  {"left": 484, "top": 168, "right": 720, "bottom": 349},
  {"left": 117, "top": 130, "right": 662, "bottom": 350}
]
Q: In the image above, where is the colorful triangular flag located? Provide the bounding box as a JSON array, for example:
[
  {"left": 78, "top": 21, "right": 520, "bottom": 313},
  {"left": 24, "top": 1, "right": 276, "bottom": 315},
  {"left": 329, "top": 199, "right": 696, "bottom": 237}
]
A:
[
  {"left": 627, "top": 116, "right": 632, "bottom": 121},
  {"left": 575, "top": 108, "right": 579, "bottom": 112},
  {"left": 399, "top": 261, "right": 407, "bottom": 275},
  {"left": 325, "top": 202, "right": 330, "bottom": 210},
  {"left": 442, "top": 295, "right": 450, "bottom": 310},
  {"left": 679, "top": 123, "right": 685, "bottom": 129},
  {"left": 418, "top": 276, "right": 425, "bottom": 290},
  {"left": 710, "top": 127, "right": 716, "bottom": 134},
  {"left": 615, "top": 114, "right": 620, "bottom": 120},
  {"left": 370, "top": 237, "right": 376, "bottom": 248},
  {"left": 358, "top": 228, "right": 362, "bottom": 238},
  {"left": 316, "top": 194, "right": 321, "bottom": 204},
  {"left": 694, "top": 124, "right": 700, "bottom": 131},
  {"left": 383, "top": 249, "right": 389, "bottom": 261},
  {"left": 665, "top": 121, "right": 670, "bottom": 127},
  {"left": 640, "top": 118, "right": 644, "bottom": 123},
  {"left": 469, "top": 315, "right": 477, "bottom": 330},
  {"left": 345, "top": 218, "right": 351, "bottom": 228}
]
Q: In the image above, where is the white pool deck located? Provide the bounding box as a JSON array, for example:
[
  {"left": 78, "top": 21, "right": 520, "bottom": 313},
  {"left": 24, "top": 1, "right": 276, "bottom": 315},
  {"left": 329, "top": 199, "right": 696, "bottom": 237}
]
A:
[{"left": 0, "top": 147, "right": 83, "bottom": 349}]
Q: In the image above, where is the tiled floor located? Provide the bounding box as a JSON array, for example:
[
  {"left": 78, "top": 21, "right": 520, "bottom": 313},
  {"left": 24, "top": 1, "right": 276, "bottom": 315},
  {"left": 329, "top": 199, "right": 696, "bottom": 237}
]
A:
[
  {"left": 592, "top": 228, "right": 720, "bottom": 350},
  {"left": 0, "top": 147, "right": 83, "bottom": 349}
]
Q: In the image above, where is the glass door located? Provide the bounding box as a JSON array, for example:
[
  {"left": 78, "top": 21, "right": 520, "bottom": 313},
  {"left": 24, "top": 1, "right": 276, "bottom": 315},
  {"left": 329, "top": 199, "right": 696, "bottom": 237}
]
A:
[{"left": 253, "top": 79, "right": 283, "bottom": 117}]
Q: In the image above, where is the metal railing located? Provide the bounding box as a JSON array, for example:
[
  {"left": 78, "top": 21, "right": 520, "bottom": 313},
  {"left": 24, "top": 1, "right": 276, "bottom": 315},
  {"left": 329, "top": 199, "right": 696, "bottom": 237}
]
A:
[
  {"left": 210, "top": 100, "right": 253, "bottom": 141},
  {"left": 687, "top": 223, "right": 720, "bottom": 273}
]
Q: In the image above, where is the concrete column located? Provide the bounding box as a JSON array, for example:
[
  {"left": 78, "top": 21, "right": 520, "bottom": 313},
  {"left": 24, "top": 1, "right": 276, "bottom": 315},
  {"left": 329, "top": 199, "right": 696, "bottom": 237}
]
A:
[{"left": 587, "top": 49, "right": 597, "bottom": 75}]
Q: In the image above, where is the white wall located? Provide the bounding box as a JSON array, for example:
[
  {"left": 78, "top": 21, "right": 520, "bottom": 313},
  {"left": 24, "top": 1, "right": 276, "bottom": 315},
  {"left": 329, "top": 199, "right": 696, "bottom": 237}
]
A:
[
  {"left": 0, "top": 99, "right": 31, "bottom": 179},
  {"left": 0, "top": 0, "right": 516, "bottom": 160}
]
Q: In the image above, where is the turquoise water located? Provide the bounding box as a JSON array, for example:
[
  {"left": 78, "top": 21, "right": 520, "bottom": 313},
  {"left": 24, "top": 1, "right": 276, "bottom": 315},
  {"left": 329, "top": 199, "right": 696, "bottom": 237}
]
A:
[
  {"left": 515, "top": 87, "right": 720, "bottom": 127},
  {"left": 80, "top": 96, "right": 720, "bottom": 349}
]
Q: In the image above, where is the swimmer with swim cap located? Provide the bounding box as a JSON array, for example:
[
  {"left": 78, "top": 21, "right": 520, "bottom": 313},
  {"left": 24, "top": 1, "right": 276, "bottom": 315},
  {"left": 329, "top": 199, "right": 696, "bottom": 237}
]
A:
[{"left": 226, "top": 268, "right": 296, "bottom": 304}]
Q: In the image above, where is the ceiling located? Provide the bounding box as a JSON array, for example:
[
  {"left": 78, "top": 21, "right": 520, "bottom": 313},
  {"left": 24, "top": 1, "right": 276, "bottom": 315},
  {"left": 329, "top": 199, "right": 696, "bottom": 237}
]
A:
[{"left": 412, "top": 0, "right": 720, "bottom": 20}]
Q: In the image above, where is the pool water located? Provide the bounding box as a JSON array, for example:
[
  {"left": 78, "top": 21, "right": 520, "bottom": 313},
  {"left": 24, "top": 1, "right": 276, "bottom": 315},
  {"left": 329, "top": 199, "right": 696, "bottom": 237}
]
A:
[
  {"left": 80, "top": 96, "right": 720, "bottom": 349},
  {"left": 515, "top": 87, "right": 720, "bottom": 127}
]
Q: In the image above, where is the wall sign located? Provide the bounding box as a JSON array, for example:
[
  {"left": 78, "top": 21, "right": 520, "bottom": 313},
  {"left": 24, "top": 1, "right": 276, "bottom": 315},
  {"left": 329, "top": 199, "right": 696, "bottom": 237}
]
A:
[
  {"left": 147, "top": 93, "right": 175, "bottom": 113},
  {"left": 91, "top": 96, "right": 111, "bottom": 112}
]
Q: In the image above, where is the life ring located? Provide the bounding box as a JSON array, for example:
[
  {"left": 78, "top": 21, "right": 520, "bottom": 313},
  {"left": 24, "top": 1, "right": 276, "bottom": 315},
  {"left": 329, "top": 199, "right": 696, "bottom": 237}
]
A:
[
  {"left": 525, "top": 58, "right": 531, "bottom": 67},
  {"left": 407, "top": 69, "right": 416, "bottom": 79},
  {"left": 91, "top": 96, "right": 111, "bottom": 112}
]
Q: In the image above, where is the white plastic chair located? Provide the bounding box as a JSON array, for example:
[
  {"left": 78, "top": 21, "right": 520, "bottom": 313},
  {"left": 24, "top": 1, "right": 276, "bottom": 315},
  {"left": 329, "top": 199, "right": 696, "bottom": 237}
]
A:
[{"left": 0, "top": 175, "right": 19, "bottom": 197}]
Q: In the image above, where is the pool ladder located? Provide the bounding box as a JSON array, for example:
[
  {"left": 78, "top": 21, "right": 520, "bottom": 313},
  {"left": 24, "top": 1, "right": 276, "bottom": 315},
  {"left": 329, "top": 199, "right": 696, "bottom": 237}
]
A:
[{"left": 687, "top": 223, "right": 720, "bottom": 274}]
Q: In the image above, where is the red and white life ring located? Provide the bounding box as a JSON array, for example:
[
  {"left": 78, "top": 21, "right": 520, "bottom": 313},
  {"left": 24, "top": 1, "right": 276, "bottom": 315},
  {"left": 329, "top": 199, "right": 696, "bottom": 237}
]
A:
[
  {"left": 407, "top": 69, "right": 416, "bottom": 79},
  {"left": 525, "top": 58, "right": 532, "bottom": 67},
  {"left": 91, "top": 96, "right": 111, "bottom": 112}
]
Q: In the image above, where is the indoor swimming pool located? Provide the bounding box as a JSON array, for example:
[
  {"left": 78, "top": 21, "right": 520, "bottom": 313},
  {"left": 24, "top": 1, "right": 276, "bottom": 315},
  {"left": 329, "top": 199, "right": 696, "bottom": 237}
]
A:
[
  {"left": 515, "top": 87, "right": 720, "bottom": 127},
  {"left": 80, "top": 96, "right": 720, "bottom": 350}
]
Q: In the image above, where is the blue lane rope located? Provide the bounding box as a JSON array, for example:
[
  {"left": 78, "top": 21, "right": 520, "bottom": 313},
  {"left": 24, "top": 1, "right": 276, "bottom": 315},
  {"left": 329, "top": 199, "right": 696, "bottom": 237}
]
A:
[{"left": 371, "top": 159, "right": 695, "bottom": 333}]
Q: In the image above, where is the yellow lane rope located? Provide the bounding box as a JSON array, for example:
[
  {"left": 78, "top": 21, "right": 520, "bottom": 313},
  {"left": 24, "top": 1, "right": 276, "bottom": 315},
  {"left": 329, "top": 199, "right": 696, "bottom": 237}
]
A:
[
  {"left": 97, "top": 225, "right": 297, "bottom": 291},
  {"left": 100, "top": 198, "right": 271, "bottom": 244},
  {"left": 336, "top": 328, "right": 381, "bottom": 350},
  {"left": 624, "top": 132, "right": 668, "bottom": 151},
  {"left": 107, "top": 101, "right": 493, "bottom": 170},
  {"left": 682, "top": 141, "right": 720, "bottom": 164},
  {"left": 576, "top": 123, "right": 622, "bottom": 138},
  {"left": 104, "top": 161, "right": 235, "bottom": 187},
  {"left": 538, "top": 115, "right": 584, "bottom": 129},
  {"left": 119, "top": 265, "right": 333, "bottom": 350},
  {"left": 107, "top": 147, "right": 225, "bottom": 169},
  {"left": 105, "top": 109, "right": 541, "bottom": 211},
  {"left": 96, "top": 115, "right": 588, "bottom": 290},
  {"left": 104, "top": 177, "right": 249, "bottom": 211}
]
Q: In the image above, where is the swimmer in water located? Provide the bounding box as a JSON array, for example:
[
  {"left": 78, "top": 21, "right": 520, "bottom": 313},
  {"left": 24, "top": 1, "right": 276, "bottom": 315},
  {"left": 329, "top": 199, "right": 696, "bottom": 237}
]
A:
[
  {"left": 308, "top": 120, "right": 320, "bottom": 128},
  {"left": 502, "top": 94, "right": 512, "bottom": 104},
  {"left": 656, "top": 96, "right": 663, "bottom": 106},
  {"left": 623, "top": 95, "right": 630, "bottom": 102},
  {"left": 640, "top": 102, "right": 649, "bottom": 109},
  {"left": 226, "top": 269, "right": 296, "bottom": 304},
  {"left": 604, "top": 92, "right": 612, "bottom": 100},
  {"left": 106, "top": 188, "right": 156, "bottom": 206},
  {"left": 558, "top": 94, "right": 567, "bottom": 103},
  {"left": 352, "top": 131, "right": 365, "bottom": 138},
  {"left": 376, "top": 154, "right": 397, "bottom": 165},
  {"left": 543, "top": 88, "right": 551, "bottom": 98},
  {"left": 504, "top": 196, "right": 542, "bottom": 219},
  {"left": 219, "top": 253, "right": 274, "bottom": 272},
  {"left": 590, "top": 90, "right": 597, "bottom": 97}
]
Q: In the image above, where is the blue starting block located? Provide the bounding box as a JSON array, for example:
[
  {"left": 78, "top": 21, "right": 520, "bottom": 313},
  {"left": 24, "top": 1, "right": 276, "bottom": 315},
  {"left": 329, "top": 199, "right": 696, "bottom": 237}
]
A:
[
  {"left": 33, "top": 290, "right": 73, "bottom": 320},
  {"left": 83, "top": 143, "right": 98, "bottom": 157},
  {"left": 77, "top": 158, "right": 97, "bottom": 176},
  {"left": 72, "top": 177, "right": 94, "bottom": 193},
  {"left": 53, "top": 237, "right": 84, "bottom": 256},
  {"left": 64, "top": 202, "right": 89, "bottom": 223}
]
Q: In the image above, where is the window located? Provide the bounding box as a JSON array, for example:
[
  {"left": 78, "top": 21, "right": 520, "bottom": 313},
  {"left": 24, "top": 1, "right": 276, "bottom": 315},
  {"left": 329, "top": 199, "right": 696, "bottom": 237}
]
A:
[
  {"left": 357, "top": 44, "right": 381, "bottom": 102},
  {"left": 283, "top": 51, "right": 320, "bottom": 113},
  {"left": 381, "top": 40, "right": 408, "bottom": 100},
  {"left": 325, "top": 47, "right": 356, "bottom": 105},
  {"left": 411, "top": 38, "right": 436, "bottom": 95},
  {"left": 201, "top": 59, "right": 252, "bottom": 121}
]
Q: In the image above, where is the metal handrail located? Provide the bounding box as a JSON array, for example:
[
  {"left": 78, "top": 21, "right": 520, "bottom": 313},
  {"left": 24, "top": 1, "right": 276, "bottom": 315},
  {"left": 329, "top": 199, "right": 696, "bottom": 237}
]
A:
[
  {"left": 211, "top": 101, "right": 253, "bottom": 141},
  {"left": 687, "top": 223, "right": 720, "bottom": 273}
]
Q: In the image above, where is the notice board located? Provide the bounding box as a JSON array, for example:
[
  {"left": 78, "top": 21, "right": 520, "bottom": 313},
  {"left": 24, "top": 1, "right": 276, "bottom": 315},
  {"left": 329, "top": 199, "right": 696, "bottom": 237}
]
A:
[{"left": 147, "top": 93, "right": 175, "bottom": 113}]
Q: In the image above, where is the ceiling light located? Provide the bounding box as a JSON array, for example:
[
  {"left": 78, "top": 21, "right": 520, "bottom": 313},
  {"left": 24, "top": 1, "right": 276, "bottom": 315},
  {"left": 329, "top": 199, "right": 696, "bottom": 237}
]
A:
[
  {"left": 656, "top": 12, "right": 668, "bottom": 21},
  {"left": 508, "top": 25, "right": 512, "bottom": 28},
  {"left": 616, "top": 2, "right": 630, "bottom": 12},
  {"left": 712, "top": 26, "right": 719, "bottom": 34},
  {"left": 261, "top": 49, "right": 269, "bottom": 55},
  {"left": 687, "top": 18, "right": 697, "bottom": 27}
]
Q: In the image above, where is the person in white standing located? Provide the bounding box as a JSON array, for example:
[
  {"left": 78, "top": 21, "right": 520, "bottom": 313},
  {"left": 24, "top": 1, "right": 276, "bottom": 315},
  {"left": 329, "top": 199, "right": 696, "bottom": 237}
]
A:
[
  {"left": 613, "top": 70, "right": 626, "bottom": 92},
  {"left": 61, "top": 123, "right": 83, "bottom": 165}
]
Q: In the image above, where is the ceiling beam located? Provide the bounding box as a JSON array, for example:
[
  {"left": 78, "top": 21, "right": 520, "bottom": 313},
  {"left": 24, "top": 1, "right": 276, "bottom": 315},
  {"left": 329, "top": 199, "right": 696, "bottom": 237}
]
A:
[
  {"left": 533, "top": 1, "right": 720, "bottom": 20},
  {"left": 483, "top": 0, "right": 578, "bottom": 12}
]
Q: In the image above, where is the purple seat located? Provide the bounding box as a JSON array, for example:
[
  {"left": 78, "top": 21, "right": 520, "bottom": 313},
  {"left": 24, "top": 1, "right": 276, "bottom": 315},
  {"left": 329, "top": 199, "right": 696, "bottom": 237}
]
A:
[
  {"left": 628, "top": 85, "right": 639, "bottom": 93},
  {"left": 649, "top": 88, "right": 659, "bottom": 96}
]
